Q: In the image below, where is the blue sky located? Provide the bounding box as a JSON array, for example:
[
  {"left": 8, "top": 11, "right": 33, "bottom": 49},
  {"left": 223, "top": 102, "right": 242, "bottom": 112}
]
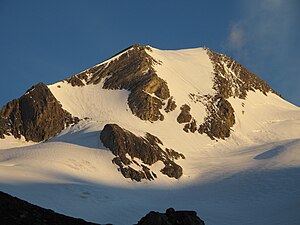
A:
[{"left": 0, "top": 0, "right": 299, "bottom": 107}]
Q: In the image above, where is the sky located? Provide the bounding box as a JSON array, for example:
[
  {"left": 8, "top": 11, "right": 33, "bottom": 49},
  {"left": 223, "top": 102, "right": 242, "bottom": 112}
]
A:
[{"left": 0, "top": 0, "right": 299, "bottom": 107}]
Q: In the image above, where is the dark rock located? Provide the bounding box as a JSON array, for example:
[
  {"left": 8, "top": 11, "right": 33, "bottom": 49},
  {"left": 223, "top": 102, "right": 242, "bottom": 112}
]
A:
[
  {"left": 206, "top": 49, "right": 278, "bottom": 99},
  {"left": 165, "top": 148, "right": 185, "bottom": 160},
  {"left": 0, "top": 83, "right": 78, "bottom": 142},
  {"left": 161, "top": 160, "right": 183, "bottom": 179},
  {"left": 177, "top": 104, "right": 192, "bottom": 124},
  {"left": 164, "top": 96, "right": 177, "bottom": 113},
  {"left": 177, "top": 105, "right": 198, "bottom": 133},
  {"left": 100, "top": 124, "right": 184, "bottom": 181},
  {"left": 183, "top": 119, "right": 197, "bottom": 133},
  {"left": 65, "top": 44, "right": 170, "bottom": 122},
  {"left": 129, "top": 89, "right": 165, "bottom": 121},
  {"left": 65, "top": 76, "right": 85, "bottom": 87},
  {"left": 100, "top": 124, "right": 162, "bottom": 165},
  {"left": 120, "top": 166, "right": 146, "bottom": 182},
  {"left": 136, "top": 208, "right": 205, "bottom": 225},
  {"left": 0, "top": 191, "right": 101, "bottom": 225},
  {"left": 198, "top": 96, "right": 235, "bottom": 139},
  {"left": 193, "top": 49, "right": 281, "bottom": 140}
]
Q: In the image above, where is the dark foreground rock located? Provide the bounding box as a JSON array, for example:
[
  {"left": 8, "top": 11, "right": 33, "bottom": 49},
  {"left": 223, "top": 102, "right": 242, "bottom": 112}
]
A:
[
  {"left": 0, "top": 191, "right": 101, "bottom": 225},
  {"left": 136, "top": 208, "right": 205, "bottom": 225},
  {"left": 1, "top": 191, "right": 206, "bottom": 225},
  {"left": 0, "top": 82, "right": 78, "bottom": 142},
  {"left": 100, "top": 124, "right": 184, "bottom": 181}
]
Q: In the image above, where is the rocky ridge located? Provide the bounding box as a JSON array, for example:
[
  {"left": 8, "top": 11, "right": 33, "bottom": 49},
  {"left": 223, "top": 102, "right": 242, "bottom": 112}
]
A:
[
  {"left": 176, "top": 48, "right": 278, "bottom": 139},
  {"left": 65, "top": 44, "right": 173, "bottom": 122},
  {"left": 0, "top": 83, "right": 78, "bottom": 142},
  {"left": 196, "top": 49, "right": 277, "bottom": 139},
  {"left": 100, "top": 124, "right": 184, "bottom": 181}
]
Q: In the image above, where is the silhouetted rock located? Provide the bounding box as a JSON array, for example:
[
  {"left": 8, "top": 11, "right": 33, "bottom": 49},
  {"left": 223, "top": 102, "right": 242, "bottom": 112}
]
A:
[
  {"left": 136, "top": 208, "right": 205, "bottom": 225},
  {"left": 0, "top": 191, "right": 101, "bottom": 225},
  {"left": 194, "top": 48, "right": 279, "bottom": 139},
  {"left": 100, "top": 124, "right": 184, "bottom": 181},
  {"left": 0, "top": 82, "right": 78, "bottom": 142}
]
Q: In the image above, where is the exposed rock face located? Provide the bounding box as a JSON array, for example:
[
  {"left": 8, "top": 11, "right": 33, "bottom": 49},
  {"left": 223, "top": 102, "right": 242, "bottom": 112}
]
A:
[
  {"left": 65, "top": 44, "right": 172, "bottom": 122},
  {"left": 100, "top": 124, "right": 184, "bottom": 181},
  {"left": 198, "top": 95, "right": 235, "bottom": 139},
  {"left": 177, "top": 104, "right": 192, "bottom": 124},
  {"left": 177, "top": 105, "right": 198, "bottom": 133},
  {"left": 136, "top": 208, "right": 205, "bottom": 225},
  {"left": 0, "top": 191, "right": 101, "bottom": 225},
  {"left": 0, "top": 83, "right": 78, "bottom": 142},
  {"left": 184, "top": 119, "right": 197, "bottom": 133},
  {"left": 193, "top": 49, "right": 278, "bottom": 139},
  {"left": 173, "top": 48, "right": 279, "bottom": 139},
  {"left": 164, "top": 96, "right": 177, "bottom": 113},
  {"left": 207, "top": 49, "right": 277, "bottom": 99}
]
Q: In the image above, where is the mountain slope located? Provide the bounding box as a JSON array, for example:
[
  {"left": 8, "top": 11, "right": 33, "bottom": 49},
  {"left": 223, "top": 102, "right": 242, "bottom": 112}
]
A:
[{"left": 0, "top": 44, "right": 300, "bottom": 225}]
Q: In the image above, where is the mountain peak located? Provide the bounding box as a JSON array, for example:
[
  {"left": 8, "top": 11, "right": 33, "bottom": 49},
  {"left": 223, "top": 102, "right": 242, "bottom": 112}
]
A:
[{"left": 1, "top": 44, "right": 298, "bottom": 182}]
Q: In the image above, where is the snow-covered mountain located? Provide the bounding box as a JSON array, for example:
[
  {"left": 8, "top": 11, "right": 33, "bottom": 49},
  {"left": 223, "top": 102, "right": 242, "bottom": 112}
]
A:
[{"left": 0, "top": 45, "right": 300, "bottom": 225}]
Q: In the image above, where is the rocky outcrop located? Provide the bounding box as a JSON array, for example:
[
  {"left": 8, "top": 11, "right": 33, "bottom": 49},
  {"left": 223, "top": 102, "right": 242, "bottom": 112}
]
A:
[
  {"left": 136, "top": 208, "right": 205, "bottom": 225},
  {"left": 177, "top": 105, "right": 198, "bottom": 133},
  {"left": 207, "top": 49, "right": 277, "bottom": 99},
  {"left": 164, "top": 97, "right": 177, "bottom": 113},
  {"left": 184, "top": 119, "right": 197, "bottom": 133},
  {"left": 0, "top": 191, "right": 101, "bottom": 225},
  {"left": 198, "top": 95, "right": 235, "bottom": 139},
  {"left": 0, "top": 83, "right": 78, "bottom": 142},
  {"left": 177, "top": 104, "right": 192, "bottom": 124},
  {"left": 100, "top": 124, "right": 184, "bottom": 181},
  {"left": 65, "top": 44, "right": 172, "bottom": 122},
  {"left": 194, "top": 49, "right": 279, "bottom": 140}
]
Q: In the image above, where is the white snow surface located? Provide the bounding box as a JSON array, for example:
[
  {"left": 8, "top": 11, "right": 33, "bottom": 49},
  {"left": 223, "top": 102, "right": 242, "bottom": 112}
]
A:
[{"left": 0, "top": 46, "right": 300, "bottom": 225}]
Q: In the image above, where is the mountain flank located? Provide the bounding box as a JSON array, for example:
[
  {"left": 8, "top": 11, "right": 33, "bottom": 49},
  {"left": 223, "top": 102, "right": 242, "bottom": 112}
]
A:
[{"left": 0, "top": 44, "right": 283, "bottom": 181}]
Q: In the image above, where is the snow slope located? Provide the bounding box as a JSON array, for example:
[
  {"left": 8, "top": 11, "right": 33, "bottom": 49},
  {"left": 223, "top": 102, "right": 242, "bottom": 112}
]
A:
[{"left": 0, "top": 46, "right": 300, "bottom": 225}]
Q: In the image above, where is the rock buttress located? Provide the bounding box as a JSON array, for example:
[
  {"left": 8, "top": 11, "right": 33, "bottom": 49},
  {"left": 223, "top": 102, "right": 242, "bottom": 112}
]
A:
[
  {"left": 100, "top": 123, "right": 184, "bottom": 181},
  {"left": 0, "top": 82, "right": 78, "bottom": 142}
]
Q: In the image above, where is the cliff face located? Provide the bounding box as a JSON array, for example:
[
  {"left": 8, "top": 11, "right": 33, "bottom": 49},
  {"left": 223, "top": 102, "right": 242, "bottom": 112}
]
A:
[{"left": 0, "top": 83, "right": 78, "bottom": 142}]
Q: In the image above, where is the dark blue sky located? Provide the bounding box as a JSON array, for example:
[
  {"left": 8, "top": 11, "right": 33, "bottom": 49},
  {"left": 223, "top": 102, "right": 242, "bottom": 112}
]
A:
[{"left": 1, "top": 0, "right": 299, "bottom": 107}]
